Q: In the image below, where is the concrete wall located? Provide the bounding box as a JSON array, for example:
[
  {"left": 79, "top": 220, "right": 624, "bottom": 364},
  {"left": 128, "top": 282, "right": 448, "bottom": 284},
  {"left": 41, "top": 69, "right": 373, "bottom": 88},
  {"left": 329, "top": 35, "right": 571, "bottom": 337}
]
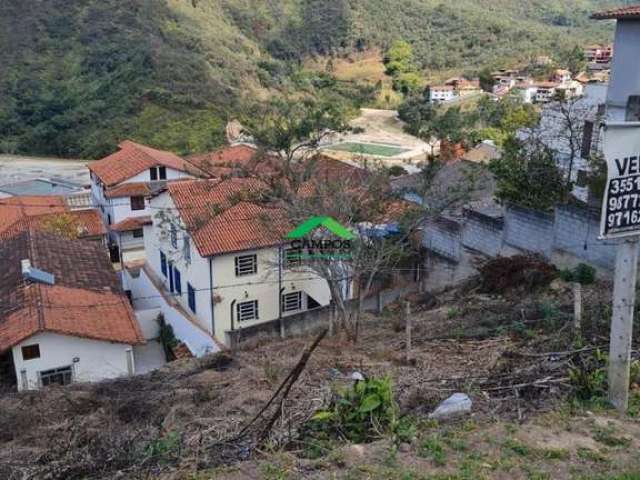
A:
[
  {"left": 503, "top": 205, "right": 555, "bottom": 256},
  {"left": 553, "top": 205, "right": 618, "bottom": 269},
  {"left": 422, "top": 217, "right": 462, "bottom": 261},
  {"left": 12, "top": 332, "right": 133, "bottom": 391},
  {"left": 461, "top": 210, "right": 503, "bottom": 257},
  {"left": 225, "top": 283, "right": 419, "bottom": 347},
  {"left": 421, "top": 203, "right": 623, "bottom": 289}
]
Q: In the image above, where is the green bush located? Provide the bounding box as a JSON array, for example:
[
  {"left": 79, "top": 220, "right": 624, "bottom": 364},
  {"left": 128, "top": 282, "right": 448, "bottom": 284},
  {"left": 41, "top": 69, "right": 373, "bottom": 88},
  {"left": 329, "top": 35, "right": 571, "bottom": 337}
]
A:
[
  {"left": 307, "top": 376, "right": 397, "bottom": 443},
  {"left": 558, "top": 263, "right": 596, "bottom": 284}
]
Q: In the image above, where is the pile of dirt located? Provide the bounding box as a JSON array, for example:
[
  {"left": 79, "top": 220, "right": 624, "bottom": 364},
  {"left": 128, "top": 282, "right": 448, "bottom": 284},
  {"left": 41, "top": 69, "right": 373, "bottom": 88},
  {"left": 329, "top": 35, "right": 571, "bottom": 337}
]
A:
[{"left": 477, "top": 255, "right": 557, "bottom": 294}]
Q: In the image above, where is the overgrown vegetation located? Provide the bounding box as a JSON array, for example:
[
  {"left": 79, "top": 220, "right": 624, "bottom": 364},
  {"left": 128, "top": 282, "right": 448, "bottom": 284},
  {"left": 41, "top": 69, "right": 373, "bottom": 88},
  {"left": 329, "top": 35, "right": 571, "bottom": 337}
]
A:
[
  {"left": 0, "top": 0, "right": 613, "bottom": 158},
  {"left": 305, "top": 376, "right": 398, "bottom": 443}
]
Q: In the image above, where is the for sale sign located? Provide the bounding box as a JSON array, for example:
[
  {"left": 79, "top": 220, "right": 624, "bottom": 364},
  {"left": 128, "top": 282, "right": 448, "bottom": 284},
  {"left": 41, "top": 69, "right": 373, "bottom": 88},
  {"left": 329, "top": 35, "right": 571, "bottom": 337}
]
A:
[{"left": 600, "top": 122, "right": 640, "bottom": 239}]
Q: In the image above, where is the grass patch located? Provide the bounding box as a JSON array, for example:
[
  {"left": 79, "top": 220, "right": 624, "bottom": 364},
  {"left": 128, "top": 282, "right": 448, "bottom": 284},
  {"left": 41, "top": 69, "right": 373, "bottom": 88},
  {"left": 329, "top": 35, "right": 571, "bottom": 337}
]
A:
[
  {"left": 324, "top": 142, "right": 409, "bottom": 157},
  {"left": 419, "top": 434, "right": 447, "bottom": 466},
  {"left": 592, "top": 425, "right": 632, "bottom": 448}
]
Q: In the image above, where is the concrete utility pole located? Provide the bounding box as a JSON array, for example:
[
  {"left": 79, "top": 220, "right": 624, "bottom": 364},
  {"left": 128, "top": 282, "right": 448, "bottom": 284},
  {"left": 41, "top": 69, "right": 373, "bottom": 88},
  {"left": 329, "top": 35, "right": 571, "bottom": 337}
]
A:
[{"left": 609, "top": 238, "right": 639, "bottom": 412}]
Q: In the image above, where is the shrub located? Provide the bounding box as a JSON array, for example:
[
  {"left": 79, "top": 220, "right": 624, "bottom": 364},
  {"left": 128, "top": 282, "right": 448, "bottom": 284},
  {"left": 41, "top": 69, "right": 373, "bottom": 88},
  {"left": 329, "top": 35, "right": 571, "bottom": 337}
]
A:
[
  {"left": 559, "top": 263, "right": 596, "bottom": 285},
  {"left": 307, "top": 376, "right": 397, "bottom": 443}
]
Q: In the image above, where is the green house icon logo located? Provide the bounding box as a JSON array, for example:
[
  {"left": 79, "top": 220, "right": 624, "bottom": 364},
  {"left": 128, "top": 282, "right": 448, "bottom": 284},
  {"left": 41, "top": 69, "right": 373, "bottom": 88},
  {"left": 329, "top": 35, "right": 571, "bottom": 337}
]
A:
[{"left": 287, "top": 216, "right": 355, "bottom": 240}]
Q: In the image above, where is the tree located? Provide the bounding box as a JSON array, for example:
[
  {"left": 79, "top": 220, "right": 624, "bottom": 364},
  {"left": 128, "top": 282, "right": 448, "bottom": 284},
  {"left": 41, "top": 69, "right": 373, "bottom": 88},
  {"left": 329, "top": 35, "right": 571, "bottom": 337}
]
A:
[
  {"left": 241, "top": 95, "right": 353, "bottom": 197},
  {"left": 489, "top": 138, "right": 567, "bottom": 211},
  {"left": 383, "top": 40, "right": 415, "bottom": 76},
  {"left": 478, "top": 66, "right": 495, "bottom": 92}
]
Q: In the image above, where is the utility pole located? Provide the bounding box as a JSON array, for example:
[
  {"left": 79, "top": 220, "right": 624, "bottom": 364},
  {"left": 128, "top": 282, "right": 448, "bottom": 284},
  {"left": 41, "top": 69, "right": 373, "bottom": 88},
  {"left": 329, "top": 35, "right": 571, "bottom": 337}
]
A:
[{"left": 608, "top": 238, "right": 639, "bottom": 412}]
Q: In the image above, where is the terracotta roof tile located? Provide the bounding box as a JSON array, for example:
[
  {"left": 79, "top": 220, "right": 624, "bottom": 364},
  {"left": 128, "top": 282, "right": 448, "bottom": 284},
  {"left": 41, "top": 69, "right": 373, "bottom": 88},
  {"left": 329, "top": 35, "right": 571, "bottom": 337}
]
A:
[
  {"left": 167, "top": 178, "right": 289, "bottom": 257},
  {"left": 185, "top": 144, "right": 277, "bottom": 177},
  {"left": 89, "top": 140, "right": 202, "bottom": 186},
  {"left": 0, "top": 197, "right": 105, "bottom": 239},
  {"left": 111, "top": 216, "right": 152, "bottom": 233},
  {"left": 592, "top": 5, "right": 640, "bottom": 19},
  {"left": 0, "top": 229, "right": 143, "bottom": 351}
]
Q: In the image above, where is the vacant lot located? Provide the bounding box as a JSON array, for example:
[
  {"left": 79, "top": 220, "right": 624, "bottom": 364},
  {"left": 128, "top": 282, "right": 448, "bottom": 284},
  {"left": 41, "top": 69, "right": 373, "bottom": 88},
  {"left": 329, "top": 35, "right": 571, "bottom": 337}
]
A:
[{"left": 2, "top": 261, "right": 639, "bottom": 479}]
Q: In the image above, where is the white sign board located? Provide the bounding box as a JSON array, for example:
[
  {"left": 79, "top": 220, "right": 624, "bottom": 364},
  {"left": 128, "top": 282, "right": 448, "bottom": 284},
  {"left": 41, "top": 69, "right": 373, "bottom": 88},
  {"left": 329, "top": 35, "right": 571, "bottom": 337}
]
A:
[{"left": 600, "top": 122, "right": 640, "bottom": 239}]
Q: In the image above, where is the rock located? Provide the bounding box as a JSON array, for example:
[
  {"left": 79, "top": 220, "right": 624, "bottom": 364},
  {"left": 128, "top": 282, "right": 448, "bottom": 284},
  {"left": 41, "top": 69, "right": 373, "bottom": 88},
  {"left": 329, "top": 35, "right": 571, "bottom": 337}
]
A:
[
  {"left": 549, "top": 279, "right": 569, "bottom": 292},
  {"left": 398, "top": 442, "right": 411, "bottom": 453},
  {"left": 428, "top": 393, "right": 472, "bottom": 420},
  {"left": 341, "top": 444, "right": 366, "bottom": 468}
]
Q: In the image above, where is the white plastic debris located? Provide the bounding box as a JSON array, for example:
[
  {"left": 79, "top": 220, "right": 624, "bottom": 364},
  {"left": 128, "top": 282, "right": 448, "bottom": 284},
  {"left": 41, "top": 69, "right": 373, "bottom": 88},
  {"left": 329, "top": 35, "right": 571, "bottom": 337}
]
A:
[
  {"left": 428, "top": 393, "right": 472, "bottom": 420},
  {"left": 351, "top": 371, "right": 365, "bottom": 382}
]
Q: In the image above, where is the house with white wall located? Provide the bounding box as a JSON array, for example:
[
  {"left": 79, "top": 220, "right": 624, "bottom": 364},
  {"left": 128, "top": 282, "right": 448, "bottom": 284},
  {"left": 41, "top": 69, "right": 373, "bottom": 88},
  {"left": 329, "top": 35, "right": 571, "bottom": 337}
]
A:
[
  {"left": 429, "top": 85, "right": 457, "bottom": 103},
  {"left": 88, "top": 140, "right": 207, "bottom": 264},
  {"left": 0, "top": 226, "right": 144, "bottom": 390},
  {"left": 141, "top": 177, "right": 333, "bottom": 345}
]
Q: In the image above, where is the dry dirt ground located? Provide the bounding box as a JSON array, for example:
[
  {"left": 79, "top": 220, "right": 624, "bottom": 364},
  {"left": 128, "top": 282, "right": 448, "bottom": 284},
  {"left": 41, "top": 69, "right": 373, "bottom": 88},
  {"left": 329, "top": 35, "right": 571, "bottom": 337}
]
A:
[
  {"left": 0, "top": 154, "right": 90, "bottom": 187},
  {"left": 1, "top": 274, "right": 639, "bottom": 479}
]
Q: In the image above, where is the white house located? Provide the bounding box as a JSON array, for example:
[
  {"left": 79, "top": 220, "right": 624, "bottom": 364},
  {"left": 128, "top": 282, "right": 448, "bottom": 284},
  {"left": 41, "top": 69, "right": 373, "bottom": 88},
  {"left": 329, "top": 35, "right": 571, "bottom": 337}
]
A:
[
  {"left": 142, "top": 177, "right": 333, "bottom": 345},
  {"left": 429, "top": 85, "right": 457, "bottom": 103},
  {"left": 0, "top": 227, "right": 144, "bottom": 390},
  {"left": 88, "top": 140, "right": 207, "bottom": 264}
]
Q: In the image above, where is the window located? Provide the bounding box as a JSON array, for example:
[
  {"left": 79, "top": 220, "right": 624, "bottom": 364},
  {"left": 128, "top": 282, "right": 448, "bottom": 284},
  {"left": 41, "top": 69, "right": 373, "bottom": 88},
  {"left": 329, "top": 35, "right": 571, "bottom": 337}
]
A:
[
  {"left": 21, "top": 344, "right": 40, "bottom": 361},
  {"left": 183, "top": 236, "right": 191, "bottom": 263},
  {"left": 133, "top": 229, "right": 144, "bottom": 238},
  {"left": 40, "top": 366, "right": 72, "bottom": 387},
  {"left": 235, "top": 254, "right": 257, "bottom": 276},
  {"left": 188, "top": 283, "right": 196, "bottom": 313},
  {"left": 237, "top": 300, "right": 258, "bottom": 322},
  {"left": 159, "top": 166, "right": 167, "bottom": 180},
  {"left": 627, "top": 96, "right": 640, "bottom": 122},
  {"left": 281, "top": 291, "right": 302, "bottom": 313},
  {"left": 150, "top": 167, "right": 158, "bottom": 181},
  {"left": 107, "top": 214, "right": 112, "bottom": 225},
  {"left": 160, "top": 251, "right": 167, "bottom": 276},
  {"left": 581, "top": 120, "right": 594, "bottom": 159},
  {"left": 284, "top": 248, "right": 302, "bottom": 268},
  {"left": 170, "top": 224, "right": 178, "bottom": 249},
  {"left": 130, "top": 196, "right": 145, "bottom": 211},
  {"left": 168, "top": 262, "right": 174, "bottom": 292},
  {"left": 174, "top": 268, "right": 182, "bottom": 295}
]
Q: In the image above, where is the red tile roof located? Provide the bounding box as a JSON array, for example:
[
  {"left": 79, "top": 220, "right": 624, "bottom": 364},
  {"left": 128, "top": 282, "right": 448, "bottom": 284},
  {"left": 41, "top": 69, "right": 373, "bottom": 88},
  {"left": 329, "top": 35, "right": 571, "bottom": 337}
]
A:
[
  {"left": 89, "top": 140, "right": 205, "bottom": 187},
  {"left": 167, "top": 178, "right": 290, "bottom": 257},
  {"left": 111, "top": 216, "right": 152, "bottom": 233},
  {"left": 105, "top": 182, "right": 153, "bottom": 199},
  {"left": 0, "top": 229, "right": 143, "bottom": 351},
  {"left": 592, "top": 5, "right": 640, "bottom": 19},
  {"left": 185, "top": 144, "right": 277, "bottom": 178},
  {"left": 0, "top": 196, "right": 105, "bottom": 239}
]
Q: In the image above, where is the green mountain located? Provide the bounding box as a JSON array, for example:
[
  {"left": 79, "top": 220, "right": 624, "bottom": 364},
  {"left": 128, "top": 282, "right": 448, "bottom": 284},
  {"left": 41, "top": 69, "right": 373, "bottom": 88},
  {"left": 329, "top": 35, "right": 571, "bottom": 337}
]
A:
[{"left": 0, "top": 0, "right": 621, "bottom": 159}]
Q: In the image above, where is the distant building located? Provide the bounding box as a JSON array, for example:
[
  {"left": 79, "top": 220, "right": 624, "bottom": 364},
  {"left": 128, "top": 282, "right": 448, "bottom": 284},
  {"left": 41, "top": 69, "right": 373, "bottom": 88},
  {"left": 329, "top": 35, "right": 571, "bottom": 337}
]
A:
[
  {"left": 446, "top": 77, "right": 482, "bottom": 97},
  {"left": 584, "top": 43, "right": 613, "bottom": 64},
  {"left": 429, "top": 85, "right": 457, "bottom": 102},
  {"left": 553, "top": 69, "right": 573, "bottom": 85},
  {"left": 534, "top": 82, "right": 560, "bottom": 103}
]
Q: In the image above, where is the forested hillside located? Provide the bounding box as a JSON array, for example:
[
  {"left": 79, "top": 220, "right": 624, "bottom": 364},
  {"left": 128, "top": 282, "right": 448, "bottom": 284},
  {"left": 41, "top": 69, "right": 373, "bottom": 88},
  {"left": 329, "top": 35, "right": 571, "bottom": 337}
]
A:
[{"left": 0, "top": 0, "right": 621, "bottom": 158}]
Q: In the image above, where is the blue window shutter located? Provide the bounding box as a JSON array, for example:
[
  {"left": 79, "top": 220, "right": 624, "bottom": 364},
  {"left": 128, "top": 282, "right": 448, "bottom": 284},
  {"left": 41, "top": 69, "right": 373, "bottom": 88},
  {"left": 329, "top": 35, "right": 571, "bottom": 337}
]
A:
[
  {"left": 188, "top": 283, "right": 196, "bottom": 313},
  {"left": 175, "top": 269, "right": 182, "bottom": 295},
  {"left": 160, "top": 252, "right": 167, "bottom": 276}
]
